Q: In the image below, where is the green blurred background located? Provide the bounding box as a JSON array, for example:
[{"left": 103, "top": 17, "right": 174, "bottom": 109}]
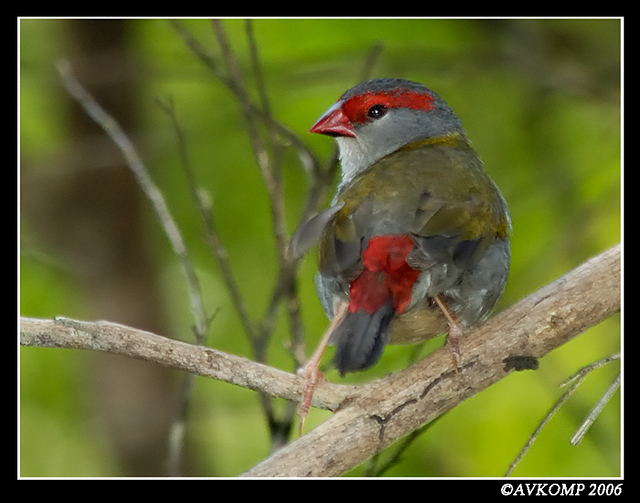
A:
[{"left": 19, "top": 18, "right": 621, "bottom": 477}]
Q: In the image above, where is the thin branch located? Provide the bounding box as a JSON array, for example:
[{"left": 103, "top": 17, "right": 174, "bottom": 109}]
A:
[
  {"left": 570, "top": 371, "right": 620, "bottom": 446},
  {"left": 154, "top": 96, "right": 203, "bottom": 236},
  {"left": 153, "top": 95, "right": 258, "bottom": 344},
  {"left": 559, "top": 352, "right": 621, "bottom": 387},
  {"left": 243, "top": 18, "right": 290, "bottom": 273},
  {"left": 503, "top": 352, "right": 620, "bottom": 476},
  {"left": 168, "top": 19, "right": 321, "bottom": 183},
  {"left": 504, "top": 352, "right": 620, "bottom": 476},
  {"left": 21, "top": 243, "right": 621, "bottom": 477},
  {"left": 245, "top": 20, "right": 273, "bottom": 122},
  {"left": 20, "top": 316, "right": 355, "bottom": 412},
  {"left": 211, "top": 20, "right": 288, "bottom": 260},
  {"left": 168, "top": 19, "right": 232, "bottom": 88},
  {"left": 56, "top": 60, "right": 209, "bottom": 341}
]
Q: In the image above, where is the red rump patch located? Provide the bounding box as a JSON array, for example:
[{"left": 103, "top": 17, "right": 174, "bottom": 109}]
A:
[
  {"left": 348, "top": 235, "right": 421, "bottom": 315},
  {"left": 342, "top": 90, "right": 434, "bottom": 125}
]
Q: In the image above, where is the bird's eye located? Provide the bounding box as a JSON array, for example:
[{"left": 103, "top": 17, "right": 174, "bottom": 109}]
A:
[{"left": 367, "top": 104, "right": 387, "bottom": 120}]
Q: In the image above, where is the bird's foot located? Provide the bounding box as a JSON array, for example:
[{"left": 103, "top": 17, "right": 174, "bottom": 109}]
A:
[
  {"left": 447, "top": 321, "right": 463, "bottom": 373},
  {"left": 434, "top": 295, "right": 463, "bottom": 373},
  {"left": 297, "top": 361, "right": 326, "bottom": 435}
]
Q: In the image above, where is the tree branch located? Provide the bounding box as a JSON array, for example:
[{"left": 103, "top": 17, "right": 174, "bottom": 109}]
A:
[
  {"left": 20, "top": 316, "right": 358, "bottom": 413},
  {"left": 241, "top": 243, "right": 620, "bottom": 476},
  {"left": 20, "top": 243, "right": 620, "bottom": 476}
]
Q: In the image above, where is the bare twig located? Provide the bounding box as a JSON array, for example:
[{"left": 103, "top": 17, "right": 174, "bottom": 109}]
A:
[
  {"left": 57, "top": 60, "right": 209, "bottom": 341},
  {"left": 153, "top": 95, "right": 257, "bottom": 344},
  {"left": 570, "top": 371, "right": 620, "bottom": 446},
  {"left": 169, "top": 20, "right": 321, "bottom": 182},
  {"left": 211, "top": 20, "right": 288, "bottom": 262},
  {"left": 20, "top": 316, "right": 356, "bottom": 412},
  {"left": 504, "top": 352, "right": 620, "bottom": 476},
  {"left": 169, "top": 19, "right": 231, "bottom": 88},
  {"left": 245, "top": 20, "right": 273, "bottom": 123},
  {"left": 154, "top": 96, "right": 205, "bottom": 242}
]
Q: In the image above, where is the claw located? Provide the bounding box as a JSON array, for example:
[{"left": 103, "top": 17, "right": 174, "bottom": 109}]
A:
[
  {"left": 297, "top": 301, "right": 348, "bottom": 435},
  {"left": 297, "top": 363, "right": 325, "bottom": 435},
  {"left": 434, "top": 295, "right": 463, "bottom": 373},
  {"left": 448, "top": 322, "right": 463, "bottom": 373}
]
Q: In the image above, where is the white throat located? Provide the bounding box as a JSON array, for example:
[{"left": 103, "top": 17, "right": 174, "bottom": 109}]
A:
[{"left": 335, "top": 136, "right": 391, "bottom": 189}]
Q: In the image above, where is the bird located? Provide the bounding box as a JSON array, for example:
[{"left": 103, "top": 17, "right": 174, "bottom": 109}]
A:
[{"left": 289, "top": 78, "right": 511, "bottom": 432}]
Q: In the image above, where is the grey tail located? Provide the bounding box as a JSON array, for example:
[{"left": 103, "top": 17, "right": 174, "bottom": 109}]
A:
[{"left": 331, "top": 303, "right": 394, "bottom": 376}]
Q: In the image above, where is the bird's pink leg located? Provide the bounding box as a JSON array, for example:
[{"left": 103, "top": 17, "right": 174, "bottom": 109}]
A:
[
  {"left": 434, "top": 295, "right": 463, "bottom": 372},
  {"left": 298, "top": 300, "right": 349, "bottom": 435}
]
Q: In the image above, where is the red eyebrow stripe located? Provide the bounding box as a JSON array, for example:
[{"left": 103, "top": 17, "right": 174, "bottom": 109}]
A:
[{"left": 342, "top": 90, "right": 434, "bottom": 124}]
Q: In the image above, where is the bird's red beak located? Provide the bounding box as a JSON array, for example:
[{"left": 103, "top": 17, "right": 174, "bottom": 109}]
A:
[{"left": 309, "top": 102, "right": 356, "bottom": 137}]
